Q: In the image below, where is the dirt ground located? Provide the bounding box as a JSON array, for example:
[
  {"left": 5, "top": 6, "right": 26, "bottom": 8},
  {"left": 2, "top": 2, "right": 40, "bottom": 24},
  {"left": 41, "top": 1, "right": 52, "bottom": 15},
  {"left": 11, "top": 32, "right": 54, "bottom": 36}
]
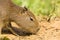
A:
[{"left": 0, "top": 17, "right": 60, "bottom": 40}]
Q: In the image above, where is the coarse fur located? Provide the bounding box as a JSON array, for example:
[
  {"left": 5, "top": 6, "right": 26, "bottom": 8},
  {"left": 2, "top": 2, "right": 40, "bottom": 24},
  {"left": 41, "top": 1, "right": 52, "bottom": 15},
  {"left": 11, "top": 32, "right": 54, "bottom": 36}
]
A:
[{"left": 0, "top": 0, "right": 39, "bottom": 36}]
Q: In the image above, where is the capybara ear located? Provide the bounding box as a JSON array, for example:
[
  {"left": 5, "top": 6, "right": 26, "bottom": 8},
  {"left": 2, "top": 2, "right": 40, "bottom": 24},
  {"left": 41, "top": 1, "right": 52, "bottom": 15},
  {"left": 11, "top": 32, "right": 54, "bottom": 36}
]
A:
[
  {"left": 23, "top": 6, "right": 28, "bottom": 11},
  {"left": 21, "top": 6, "right": 28, "bottom": 13}
]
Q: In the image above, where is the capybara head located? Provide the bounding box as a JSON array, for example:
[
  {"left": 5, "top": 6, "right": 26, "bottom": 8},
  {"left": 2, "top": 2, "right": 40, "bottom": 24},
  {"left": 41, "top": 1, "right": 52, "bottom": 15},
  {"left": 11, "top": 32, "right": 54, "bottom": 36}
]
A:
[{"left": 11, "top": 6, "right": 40, "bottom": 34}]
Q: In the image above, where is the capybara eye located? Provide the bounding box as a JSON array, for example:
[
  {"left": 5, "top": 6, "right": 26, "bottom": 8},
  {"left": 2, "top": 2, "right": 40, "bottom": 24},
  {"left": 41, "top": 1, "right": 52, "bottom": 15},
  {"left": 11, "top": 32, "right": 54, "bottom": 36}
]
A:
[{"left": 30, "top": 17, "right": 33, "bottom": 21}]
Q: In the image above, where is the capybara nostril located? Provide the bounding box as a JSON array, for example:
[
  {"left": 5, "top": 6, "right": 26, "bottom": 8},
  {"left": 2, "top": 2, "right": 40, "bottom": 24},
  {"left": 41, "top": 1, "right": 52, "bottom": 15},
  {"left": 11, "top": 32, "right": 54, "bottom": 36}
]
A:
[{"left": 37, "top": 28, "right": 40, "bottom": 32}]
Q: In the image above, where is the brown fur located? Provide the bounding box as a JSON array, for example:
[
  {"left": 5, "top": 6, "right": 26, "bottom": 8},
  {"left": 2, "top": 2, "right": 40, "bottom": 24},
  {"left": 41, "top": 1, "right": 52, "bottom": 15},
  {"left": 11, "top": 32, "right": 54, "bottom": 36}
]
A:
[{"left": 0, "top": 0, "right": 39, "bottom": 36}]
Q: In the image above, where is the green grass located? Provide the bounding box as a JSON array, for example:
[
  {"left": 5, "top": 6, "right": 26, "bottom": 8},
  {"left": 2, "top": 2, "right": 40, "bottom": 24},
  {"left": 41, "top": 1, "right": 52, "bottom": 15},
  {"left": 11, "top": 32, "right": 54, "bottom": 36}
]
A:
[{"left": 12, "top": 0, "right": 60, "bottom": 17}]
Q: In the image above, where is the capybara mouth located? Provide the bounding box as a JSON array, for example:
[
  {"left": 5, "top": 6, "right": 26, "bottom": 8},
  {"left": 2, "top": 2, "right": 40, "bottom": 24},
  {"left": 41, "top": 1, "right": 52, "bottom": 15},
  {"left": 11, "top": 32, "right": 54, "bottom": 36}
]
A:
[{"left": 2, "top": 27, "right": 33, "bottom": 36}]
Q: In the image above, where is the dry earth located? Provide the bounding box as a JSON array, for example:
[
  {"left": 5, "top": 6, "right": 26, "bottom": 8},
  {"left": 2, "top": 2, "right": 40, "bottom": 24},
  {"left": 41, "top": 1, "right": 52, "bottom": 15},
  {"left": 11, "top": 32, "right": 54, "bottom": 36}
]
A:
[{"left": 0, "top": 17, "right": 60, "bottom": 40}]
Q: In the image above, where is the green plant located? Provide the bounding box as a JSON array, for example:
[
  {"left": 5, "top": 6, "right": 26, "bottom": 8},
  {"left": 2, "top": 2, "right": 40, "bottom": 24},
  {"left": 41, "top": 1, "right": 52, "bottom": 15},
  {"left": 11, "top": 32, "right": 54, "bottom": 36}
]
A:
[{"left": 0, "top": 37, "right": 10, "bottom": 40}]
